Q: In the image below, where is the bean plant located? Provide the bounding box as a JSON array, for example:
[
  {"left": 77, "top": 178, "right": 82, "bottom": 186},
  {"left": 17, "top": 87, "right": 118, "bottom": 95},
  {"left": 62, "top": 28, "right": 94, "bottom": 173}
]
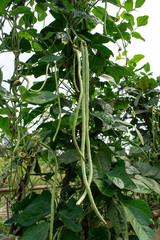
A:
[{"left": 0, "top": 0, "right": 160, "bottom": 239}]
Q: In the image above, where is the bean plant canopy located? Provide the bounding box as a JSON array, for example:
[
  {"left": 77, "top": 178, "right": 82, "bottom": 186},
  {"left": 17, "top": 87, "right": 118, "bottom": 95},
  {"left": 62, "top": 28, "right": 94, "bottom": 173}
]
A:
[{"left": 0, "top": 0, "right": 160, "bottom": 239}]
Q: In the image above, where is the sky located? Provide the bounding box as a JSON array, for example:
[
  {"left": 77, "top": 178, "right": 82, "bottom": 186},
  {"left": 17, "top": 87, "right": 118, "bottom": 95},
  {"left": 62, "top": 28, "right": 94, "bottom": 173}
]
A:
[
  {"left": 127, "top": 0, "right": 160, "bottom": 77},
  {"left": 0, "top": 0, "right": 160, "bottom": 84}
]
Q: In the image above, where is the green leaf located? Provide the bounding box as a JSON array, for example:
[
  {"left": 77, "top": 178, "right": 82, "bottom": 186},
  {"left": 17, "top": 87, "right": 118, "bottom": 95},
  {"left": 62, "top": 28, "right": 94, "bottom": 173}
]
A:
[
  {"left": 137, "top": 15, "right": 149, "bottom": 27},
  {"left": 25, "top": 91, "right": 57, "bottom": 105},
  {"left": 106, "top": 64, "right": 132, "bottom": 84},
  {"left": 0, "top": 68, "right": 3, "bottom": 85},
  {"left": 58, "top": 149, "right": 81, "bottom": 165},
  {"left": 92, "top": 7, "right": 104, "bottom": 21},
  {"left": 9, "top": 6, "right": 31, "bottom": 15},
  {"left": 21, "top": 222, "right": 49, "bottom": 240},
  {"left": 87, "top": 226, "right": 110, "bottom": 240},
  {"left": 61, "top": 229, "right": 80, "bottom": 240},
  {"left": 104, "top": 0, "right": 121, "bottom": 6},
  {"left": 135, "top": 0, "right": 146, "bottom": 8},
  {"left": 132, "top": 54, "right": 145, "bottom": 63},
  {"left": 92, "top": 111, "right": 115, "bottom": 127},
  {"left": 94, "top": 178, "right": 117, "bottom": 197},
  {"left": 106, "top": 162, "right": 136, "bottom": 190},
  {"left": 121, "top": 12, "right": 134, "bottom": 25},
  {"left": 0, "top": 116, "right": 11, "bottom": 136},
  {"left": 17, "top": 191, "right": 51, "bottom": 226},
  {"left": 144, "top": 62, "right": 150, "bottom": 72},
  {"left": 106, "top": 202, "right": 128, "bottom": 240},
  {"left": 35, "top": 3, "right": 47, "bottom": 13},
  {"left": 61, "top": 0, "right": 73, "bottom": 11},
  {"left": 132, "top": 32, "right": 145, "bottom": 41},
  {"left": 0, "top": 85, "right": 17, "bottom": 100},
  {"left": 90, "top": 50, "right": 106, "bottom": 76},
  {"left": 38, "top": 12, "right": 47, "bottom": 21},
  {"left": 12, "top": 192, "right": 37, "bottom": 212},
  {"left": 39, "top": 54, "right": 63, "bottom": 63},
  {"left": 137, "top": 76, "right": 149, "bottom": 90},
  {"left": 48, "top": 150, "right": 55, "bottom": 164},
  {"left": 121, "top": 200, "right": 154, "bottom": 240},
  {"left": 0, "top": 0, "right": 12, "bottom": 13},
  {"left": 20, "top": 38, "right": 31, "bottom": 53},
  {"left": 93, "top": 149, "right": 111, "bottom": 174},
  {"left": 135, "top": 175, "right": 160, "bottom": 194},
  {"left": 59, "top": 198, "right": 82, "bottom": 232},
  {"left": 124, "top": 0, "right": 133, "bottom": 12},
  {"left": 131, "top": 179, "right": 152, "bottom": 194},
  {"left": 136, "top": 162, "right": 160, "bottom": 179}
]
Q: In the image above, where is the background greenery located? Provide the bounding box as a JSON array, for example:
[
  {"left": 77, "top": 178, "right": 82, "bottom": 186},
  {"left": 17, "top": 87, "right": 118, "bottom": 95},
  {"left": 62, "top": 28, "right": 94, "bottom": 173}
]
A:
[{"left": 0, "top": 0, "right": 160, "bottom": 239}]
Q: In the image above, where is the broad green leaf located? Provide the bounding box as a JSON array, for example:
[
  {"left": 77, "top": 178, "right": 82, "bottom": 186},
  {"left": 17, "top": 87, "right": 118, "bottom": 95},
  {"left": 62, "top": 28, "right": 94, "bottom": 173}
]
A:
[
  {"left": 12, "top": 192, "right": 37, "bottom": 212},
  {"left": 135, "top": 0, "right": 146, "bottom": 8},
  {"left": 137, "top": 162, "right": 160, "bottom": 179},
  {"left": 0, "top": 116, "right": 11, "bottom": 136},
  {"left": 87, "top": 226, "right": 110, "bottom": 240},
  {"left": 132, "top": 54, "right": 145, "bottom": 63},
  {"left": 124, "top": 0, "right": 133, "bottom": 12},
  {"left": 81, "top": 32, "right": 114, "bottom": 44},
  {"left": 137, "top": 76, "right": 149, "bottom": 90},
  {"left": 38, "top": 12, "right": 47, "bottom": 21},
  {"left": 132, "top": 32, "right": 145, "bottom": 41},
  {"left": 92, "top": 44, "right": 113, "bottom": 58},
  {"left": 58, "top": 149, "right": 81, "bottom": 164},
  {"left": 94, "top": 178, "right": 117, "bottom": 197},
  {"left": 18, "top": 200, "right": 51, "bottom": 226},
  {"left": 92, "top": 112, "right": 115, "bottom": 127},
  {"left": 35, "top": 3, "right": 47, "bottom": 13},
  {"left": 5, "top": 214, "right": 19, "bottom": 224},
  {"left": 106, "top": 162, "right": 136, "bottom": 190},
  {"left": 90, "top": 50, "right": 106, "bottom": 76},
  {"left": 61, "top": 229, "right": 80, "bottom": 240},
  {"left": 92, "top": 7, "right": 104, "bottom": 21},
  {"left": 61, "top": 0, "right": 73, "bottom": 11},
  {"left": 106, "top": 202, "right": 128, "bottom": 240},
  {"left": 106, "top": 64, "right": 132, "bottom": 84},
  {"left": 0, "top": 85, "right": 17, "bottom": 100},
  {"left": 25, "top": 91, "right": 57, "bottom": 105},
  {"left": 121, "top": 12, "right": 134, "bottom": 25},
  {"left": 48, "top": 150, "right": 55, "bottom": 164},
  {"left": 137, "top": 15, "right": 149, "bottom": 27},
  {"left": 0, "top": 0, "right": 12, "bottom": 13},
  {"left": 144, "top": 62, "right": 150, "bottom": 72},
  {"left": 93, "top": 149, "right": 111, "bottom": 174},
  {"left": 39, "top": 54, "right": 63, "bottom": 63},
  {"left": 121, "top": 200, "right": 154, "bottom": 240},
  {"left": 104, "top": 0, "right": 121, "bottom": 6},
  {"left": 17, "top": 191, "right": 51, "bottom": 226},
  {"left": 135, "top": 175, "right": 160, "bottom": 194},
  {"left": 9, "top": 6, "right": 31, "bottom": 15},
  {"left": 59, "top": 198, "right": 82, "bottom": 232},
  {"left": 20, "top": 38, "right": 31, "bottom": 53},
  {"left": 21, "top": 222, "right": 49, "bottom": 240},
  {"left": 131, "top": 179, "right": 152, "bottom": 194}
]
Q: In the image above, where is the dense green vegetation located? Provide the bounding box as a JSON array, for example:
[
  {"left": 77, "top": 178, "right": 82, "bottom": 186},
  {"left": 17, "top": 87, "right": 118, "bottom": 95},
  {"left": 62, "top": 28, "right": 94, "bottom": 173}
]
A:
[{"left": 0, "top": 0, "right": 160, "bottom": 239}]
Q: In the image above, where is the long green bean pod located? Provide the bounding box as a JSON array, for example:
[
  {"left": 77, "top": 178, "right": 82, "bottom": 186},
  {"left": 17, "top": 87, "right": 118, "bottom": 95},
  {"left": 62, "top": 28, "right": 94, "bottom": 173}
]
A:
[
  {"left": 72, "top": 48, "right": 85, "bottom": 160},
  {"left": 104, "top": 0, "right": 107, "bottom": 35},
  {"left": 30, "top": 63, "right": 49, "bottom": 92},
  {"left": 40, "top": 142, "right": 58, "bottom": 240},
  {"left": 77, "top": 42, "right": 93, "bottom": 205},
  {"left": 75, "top": 42, "right": 107, "bottom": 225},
  {"left": 52, "top": 64, "right": 62, "bottom": 142}
]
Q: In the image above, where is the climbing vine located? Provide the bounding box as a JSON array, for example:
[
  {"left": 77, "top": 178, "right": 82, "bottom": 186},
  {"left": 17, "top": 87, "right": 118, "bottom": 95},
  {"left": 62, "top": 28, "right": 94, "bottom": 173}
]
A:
[{"left": 0, "top": 0, "right": 160, "bottom": 240}]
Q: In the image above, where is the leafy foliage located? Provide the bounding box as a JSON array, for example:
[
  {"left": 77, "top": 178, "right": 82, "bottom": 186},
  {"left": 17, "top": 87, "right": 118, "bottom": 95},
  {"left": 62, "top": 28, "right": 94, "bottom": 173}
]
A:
[{"left": 0, "top": 0, "right": 159, "bottom": 239}]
